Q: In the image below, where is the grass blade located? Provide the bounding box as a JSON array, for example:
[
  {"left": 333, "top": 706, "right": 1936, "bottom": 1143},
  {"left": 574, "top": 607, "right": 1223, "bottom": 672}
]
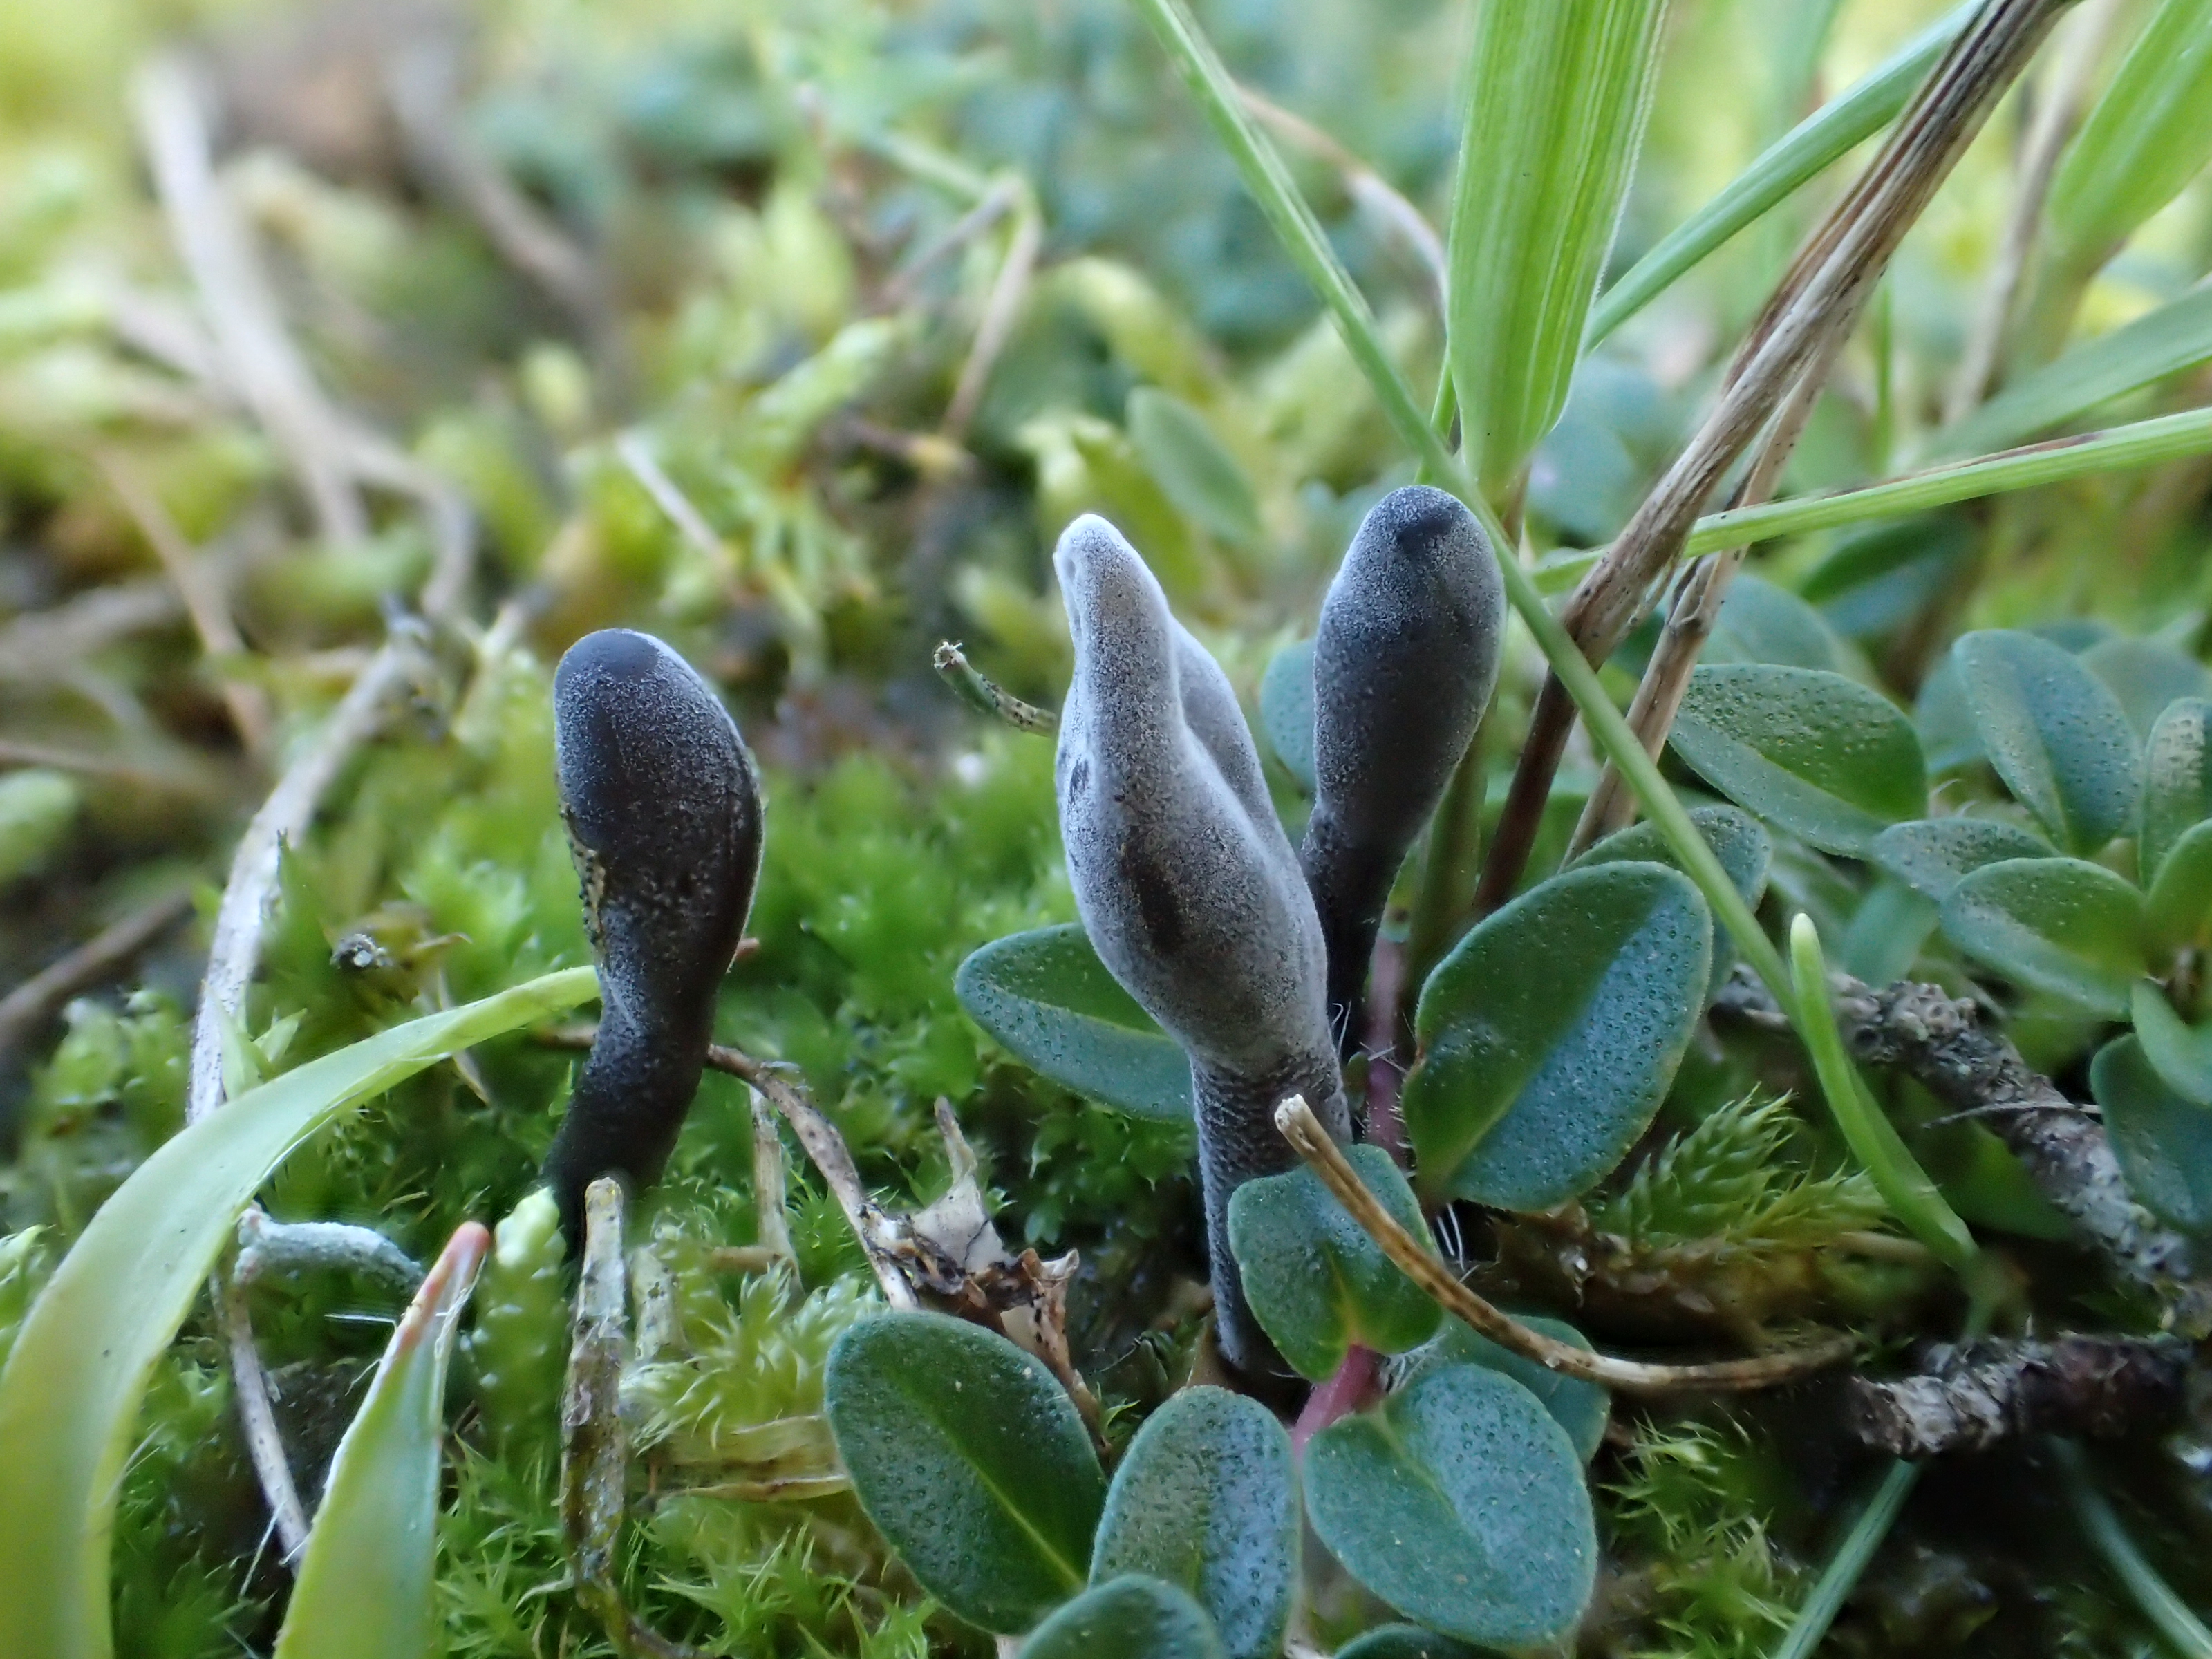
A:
[
  {"left": 1689, "top": 403, "right": 2212, "bottom": 552},
  {"left": 1770, "top": 1459, "right": 1920, "bottom": 1659},
  {"left": 1929, "top": 280, "right": 2212, "bottom": 458},
  {"left": 1445, "top": 0, "right": 1672, "bottom": 493},
  {"left": 1588, "top": 1, "right": 1976, "bottom": 348},
  {"left": 1789, "top": 914, "right": 1978, "bottom": 1269},
  {"left": 2053, "top": 1438, "right": 2212, "bottom": 1659},
  {"left": 1130, "top": 0, "right": 1794, "bottom": 1024},
  {"left": 0, "top": 965, "right": 599, "bottom": 1659},
  {"left": 273, "top": 1223, "right": 491, "bottom": 1659},
  {"left": 2043, "top": 0, "right": 2212, "bottom": 281},
  {"left": 1125, "top": 0, "right": 1456, "bottom": 487}
]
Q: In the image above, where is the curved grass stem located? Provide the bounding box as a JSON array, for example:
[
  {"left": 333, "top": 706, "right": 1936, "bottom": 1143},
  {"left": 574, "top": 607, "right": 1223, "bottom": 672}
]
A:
[
  {"left": 2053, "top": 1438, "right": 2212, "bottom": 1659},
  {"left": 1770, "top": 1458, "right": 1920, "bottom": 1659}
]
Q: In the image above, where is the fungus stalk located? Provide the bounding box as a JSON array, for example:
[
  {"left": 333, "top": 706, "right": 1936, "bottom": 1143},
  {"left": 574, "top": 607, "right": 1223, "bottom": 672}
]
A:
[
  {"left": 1304, "top": 485, "right": 1503, "bottom": 1050},
  {"left": 1054, "top": 514, "right": 1350, "bottom": 1377},
  {"left": 543, "top": 629, "right": 763, "bottom": 1244}
]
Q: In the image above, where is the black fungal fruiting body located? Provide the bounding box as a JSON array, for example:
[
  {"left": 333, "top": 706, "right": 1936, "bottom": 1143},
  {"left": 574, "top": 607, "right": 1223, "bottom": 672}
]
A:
[
  {"left": 543, "top": 629, "right": 763, "bottom": 1246},
  {"left": 1303, "top": 485, "right": 1503, "bottom": 1047},
  {"left": 1053, "top": 514, "right": 1351, "bottom": 1377}
]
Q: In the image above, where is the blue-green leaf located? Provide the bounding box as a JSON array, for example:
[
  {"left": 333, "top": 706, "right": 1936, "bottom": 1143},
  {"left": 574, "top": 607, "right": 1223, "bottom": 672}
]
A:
[
  {"left": 1915, "top": 655, "right": 1984, "bottom": 773},
  {"left": 1091, "top": 1387, "right": 1296, "bottom": 1659},
  {"left": 1337, "top": 1628, "right": 1482, "bottom": 1659},
  {"left": 1940, "top": 857, "right": 2147, "bottom": 1017},
  {"left": 1669, "top": 664, "right": 1926, "bottom": 855},
  {"left": 1305, "top": 1365, "right": 1596, "bottom": 1648},
  {"left": 825, "top": 1311, "right": 1105, "bottom": 1634},
  {"left": 0, "top": 965, "right": 599, "bottom": 1659},
  {"left": 2092, "top": 1035, "right": 2212, "bottom": 1233},
  {"left": 274, "top": 1224, "right": 488, "bottom": 1659},
  {"left": 2146, "top": 821, "right": 2212, "bottom": 953},
  {"left": 1228, "top": 1149, "right": 1441, "bottom": 1382},
  {"left": 1405, "top": 862, "right": 1709, "bottom": 1212},
  {"left": 1953, "top": 630, "right": 2141, "bottom": 855},
  {"left": 2142, "top": 697, "right": 2212, "bottom": 888},
  {"left": 955, "top": 926, "right": 1193, "bottom": 1121},
  {"left": 2131, "top": 981, "right": 2212, "bottom": 1107},
  {"left": 1573, "top": 803, "right": 1770, "bottom": 995},
  {"left": 1871, "top": 817, "right": 2054, "bottom": 903},
  {"left": 2082, "top": 638, "right": 2211, "bottom": 743},
  {"left": 1258, "top": 639, "right": 1316, "bottom": 794},
  {"left": 1127, "top": 386, "right": 1262, "bottom": 547},
  {"left": 1020, "top": 1577, "right": 1225, "bottom": 1659},
  {"left": 1707, "top": 573, "right": 1855, "bottom": 675},
  {"left": 1396, "top": 1315, "right": 1609, "bottom": 1462}
]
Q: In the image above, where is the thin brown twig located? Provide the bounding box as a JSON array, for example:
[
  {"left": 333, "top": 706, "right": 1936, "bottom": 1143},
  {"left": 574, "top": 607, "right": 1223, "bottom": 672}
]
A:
[
  {"left": 0, "top": 738, "right": 220, "bottom": 796},
  {"left": 704, "top": 1044, "right": 921, "bottom": 1311},
  {"left": 0, "top": 888, "right": 195, "bottom": 1069},
  {"left": 1570, "top": 335, "right": 1852, "bottom": 853},
  {"left": 1237, "top": 86, "right": 1445, "bottom": 299},
  {"left": 876, "top": 177, "right": 1021, "bottom": 310},
  {"left": 943, "top": 200, "right": 1042, "bottom": 438},
  {"left": 0, "top": 580, "right": 183, "bottom": 682},
  {"left": 1275, "top": 1095, "right": 1855, "bottom": 1395},
  {"left": 133, "top": 56, "right": 366, "bottom": 544},
  {"left": 95, "top": 449, "right": 272, "bottom": 760},
  {"left": 1476, "top": 0, "right": 2070, "bottom": 914}
]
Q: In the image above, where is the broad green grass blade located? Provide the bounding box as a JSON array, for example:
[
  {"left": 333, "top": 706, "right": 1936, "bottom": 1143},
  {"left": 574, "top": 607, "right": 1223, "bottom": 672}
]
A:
[
  {"left": 1687, "top": 404, "right": 2212, "bottom": 552},
  {"left": 2044, "top": 0, "right": 2212, "bottom": 279},
  {"left": 1132, "top": 0, "right": 1793, "bottom": 1025},
  {"left": 1928, "top": 281, "right": 2212, "bottom": 459},
  {"left": 0, "top": 964, "right": 599, "bottom": 1659},
  {"left": 1446, "top": 0, "right": 1671, "bottom": 493},
  {"left": 1586, "top": 1, "right": 1974, "bottom": 348},
  {"left": 274, "top": 1222, "right": 491, "bottom": 1659}
]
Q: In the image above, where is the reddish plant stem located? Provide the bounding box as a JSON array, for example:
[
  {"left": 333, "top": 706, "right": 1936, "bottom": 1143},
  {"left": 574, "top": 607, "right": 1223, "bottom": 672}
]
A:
[{"left": 1293, "top": 1344, "right": 1385, "bottom": 1454}]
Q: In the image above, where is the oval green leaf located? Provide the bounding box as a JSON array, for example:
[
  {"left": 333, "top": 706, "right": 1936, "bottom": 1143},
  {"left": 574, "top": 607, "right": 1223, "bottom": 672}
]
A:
[
  {"left": 1940, "top": 857, "right": 2147, "bottom": 1018},
  {"left": 1338, "top": 1628, "right": 1481, "bottom": 1659},
  {"left": 1021, "top": 1576, "right": 1225, "bottom": 1659},
  {"left": 274, "top": 1224, "right": 488, "bottom": 1659},
  {"left": 1127, "top": 386, "right": 1262, "bottom": 547},
  {"left": 2142, "top": 697, "right": 2212, "bottom": 888},
  {"left": 1305, "top": 1364, "right": 1596, "bottom": 1648},
  {"left": 1091, "top": 1387, "right": 1296, "bottom": 1659},
  {"left": 824, "top": 1311, "right": 1106, "bottom": 1634},
  {"left": 1871, "top": 817, "right": 2054, "bottom": 903},
  {"left": 2091, "top": 1035, "right": 2212, "bottom": 1234},
  {"left": 1669, "top": 664, "right": 1926, "bottom": 854},
  {"left": 1396, "top": 1315, "right": 1609, "bottom": 1462},
  {"left": 2082, "top": 637, "right": 2211, "bottom": 742},
  {"left": 1707, "top": 572, "right": 1855, "bottom": 675},
  {"left": 1573, "top": 803, "right": 1770, "bottom": 995},
  {"left": 1404, "top": 863, "right": 1711, "bottom": 1210},
  {"left": 1915, "top": 655, "right": 1984, "bottom": 774},
  {"left": 2147, "top": 821, "right": 2212, "bottom": 953},
  {"left": 0, "top": 965, "right": 599, "bottom": 1659},
  {"left": 1953, "top": 630, "right": 2141, "bottom": 855},
  {"left": 2130, "top": 981, "right": 2212, "bottom": 1107},
  {"left": 1227, "top": 1148, "right": 1441, "bottom": 1382},
  {"left": 1258, "top": 639, "right": 1316, "bottom": 793},
  {"left": 955, "top": 926, "right": 1193, "bottom": 1121}
]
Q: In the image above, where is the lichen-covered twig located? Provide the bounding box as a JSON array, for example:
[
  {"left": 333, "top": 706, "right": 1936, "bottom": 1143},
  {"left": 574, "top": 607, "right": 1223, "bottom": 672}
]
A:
[
  {"left": 932, "top": 641, "right": 1058, "bottom": 734},
  {"left": 1276, "top": 1096, "right": 1855, "bottom": 1395},
  {"left": 1848, "top": 1336, "right": 2186, "bottom": 1457},
  {"left": 233, "top": 1211, "right": 422, "bottom": 1297},
  {"left": 1717, "top": 968, "right": 2212, "bottom": 1332}
]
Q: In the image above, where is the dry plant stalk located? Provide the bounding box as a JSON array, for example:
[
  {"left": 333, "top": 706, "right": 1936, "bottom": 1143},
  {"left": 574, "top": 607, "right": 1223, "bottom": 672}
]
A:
[
  {"left": 1477, "top": 0, "right": 2073, "bottom": 912},
  {"left": 1274, "top": 1095, "right": 1855, "bottom": 1394}
]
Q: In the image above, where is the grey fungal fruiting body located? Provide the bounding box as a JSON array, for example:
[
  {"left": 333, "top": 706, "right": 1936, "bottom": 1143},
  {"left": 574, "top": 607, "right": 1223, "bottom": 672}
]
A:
[
  {"left": 543, "top": 629, "right": 762, "bottom": 1247},
  {"left": 1304, "top": 485, "right": 1503, "bottom": 1047},
  {"left": 1053, "top": 514, "right": 1350, "bottom": 1378}
]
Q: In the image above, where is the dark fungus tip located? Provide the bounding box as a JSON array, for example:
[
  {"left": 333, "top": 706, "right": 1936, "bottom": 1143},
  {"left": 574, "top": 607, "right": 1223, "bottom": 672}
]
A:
[
  {"left": 1304, "top": 486, "right": 1503, "bottom": 1044},
  {"left": 542, "top": 630, "right": 765, "bottom": 1245}
]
